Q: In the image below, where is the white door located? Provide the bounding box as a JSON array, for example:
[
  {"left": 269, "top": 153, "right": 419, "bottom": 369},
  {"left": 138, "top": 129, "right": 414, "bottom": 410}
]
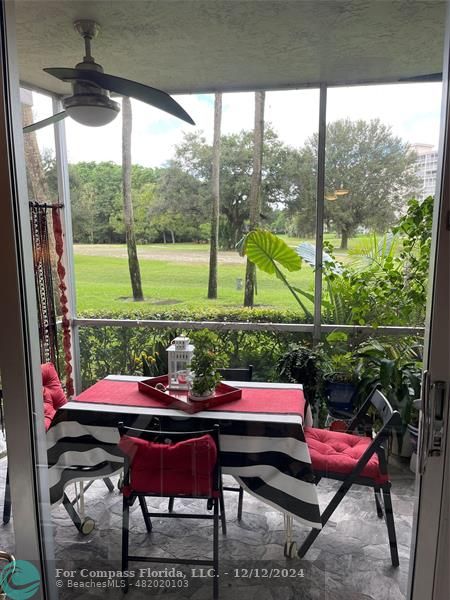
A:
[{"left": 409, "top": 8, "right": 450, "bottom": 600}]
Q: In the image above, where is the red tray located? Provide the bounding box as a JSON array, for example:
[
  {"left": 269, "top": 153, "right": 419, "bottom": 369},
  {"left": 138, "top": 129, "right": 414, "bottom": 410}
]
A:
[{"left": 138, "top": 375, "right": 242, "bottom": 414}]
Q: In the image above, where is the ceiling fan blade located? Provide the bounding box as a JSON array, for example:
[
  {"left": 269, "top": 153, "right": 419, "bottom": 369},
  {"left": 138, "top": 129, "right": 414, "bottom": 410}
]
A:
[
  {"left": 44, "top": 67, "right": 103, "bottom": 88},
  {"left": 44, "top": 67, "right": 195, "bottom": 125},
  {"left": 23, "top": 110, "right": 68, "bottom": 133},
  {"left": 399, "top": 72, "right": 442, "bottom": 82}
]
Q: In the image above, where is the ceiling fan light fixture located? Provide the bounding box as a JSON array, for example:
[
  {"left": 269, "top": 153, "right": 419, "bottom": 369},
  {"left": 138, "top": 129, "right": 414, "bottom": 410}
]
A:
[
  {"left": 66, "top": 104, "right": 118, "bottom": 127},
  {"left": 64, "top": 93, "right": 120, "bottom": 127}
]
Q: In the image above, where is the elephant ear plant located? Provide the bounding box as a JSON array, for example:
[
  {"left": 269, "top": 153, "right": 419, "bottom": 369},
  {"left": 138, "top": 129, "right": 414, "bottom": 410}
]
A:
[{"left": 238, "top": 230, "right": 313, "bottom": 320}]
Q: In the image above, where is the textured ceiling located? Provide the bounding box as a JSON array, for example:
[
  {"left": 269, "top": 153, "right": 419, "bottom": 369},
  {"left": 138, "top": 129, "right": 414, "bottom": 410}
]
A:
[{"left": 15, "top": 0, "right": 446, "bottom": 97}]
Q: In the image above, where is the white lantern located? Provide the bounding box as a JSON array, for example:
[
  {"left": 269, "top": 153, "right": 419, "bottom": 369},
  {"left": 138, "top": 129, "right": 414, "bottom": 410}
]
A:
[{"left": 167, "top": 336, "right": 194, "bottom": 390}]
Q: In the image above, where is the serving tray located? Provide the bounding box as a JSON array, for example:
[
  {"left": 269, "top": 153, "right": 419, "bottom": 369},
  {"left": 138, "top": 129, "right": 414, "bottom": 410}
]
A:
[{"left": 138, "top": 375, "right": 242, "bottom": 414}]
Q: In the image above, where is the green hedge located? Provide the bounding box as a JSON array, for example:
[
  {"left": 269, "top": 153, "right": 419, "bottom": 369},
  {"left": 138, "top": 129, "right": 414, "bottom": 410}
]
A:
[
  {"left": 79, "top": 307, "right": 306, "bottom": 323},
  {"left": 78, "top": 308, "right": 312, "bottom": 389}
]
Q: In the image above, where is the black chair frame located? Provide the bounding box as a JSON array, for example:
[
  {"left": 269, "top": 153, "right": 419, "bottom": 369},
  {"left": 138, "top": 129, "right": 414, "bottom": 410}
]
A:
[
  {"left": 219, "top": 365, "right": 253, "bottom": 382},
  {"left": 3, "top": 464, "right": 114, "bottom": 534},
  {"left": 1, "top": 374, "right": 114, "bottom": 535},
  {"left": 298, "top": 387, "right": 401, "bottom": 567},
  {"left": 118, "top": 422, "right": 225, "bottom": 599}
]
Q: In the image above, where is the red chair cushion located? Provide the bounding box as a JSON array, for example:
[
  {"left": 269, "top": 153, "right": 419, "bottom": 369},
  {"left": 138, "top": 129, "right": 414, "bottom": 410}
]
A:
[
  {"left": 329, "top": 420, "right": 349, "bottom": 433},
  {"left": 119, "top": 434, "right": 218, "bottom": 498},
  {"left": 41, "top": 363, "right": 67, "bottom": 409},
  {"left": 42, "top": 387, "right": 56, "bottom": 431},
  {"left": 305, "top": 427, "right": 388, "bottom": 484}
]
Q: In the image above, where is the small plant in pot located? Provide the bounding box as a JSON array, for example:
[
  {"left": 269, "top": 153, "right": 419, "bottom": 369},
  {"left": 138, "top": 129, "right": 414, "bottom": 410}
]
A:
[
  {"left": 277, "top": 343, "right": 324, "bottom": 418},
  {"left": 189, "top": 330, "right": 229, "bottom": 399},
  {"left": 323, "top": 352, "right": 359, "bottom": 410},
  {"left": 321, "top": 332, "right": 360, "bottom": 418}
]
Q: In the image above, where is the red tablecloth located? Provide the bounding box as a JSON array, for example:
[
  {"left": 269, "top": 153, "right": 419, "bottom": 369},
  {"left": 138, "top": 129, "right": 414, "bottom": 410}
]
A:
[{"left": 75, "top": 379, "right": 305, "bottom": 416}]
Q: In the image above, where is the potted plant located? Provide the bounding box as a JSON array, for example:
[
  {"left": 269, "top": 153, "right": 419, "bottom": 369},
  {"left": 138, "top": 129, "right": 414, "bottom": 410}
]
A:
[
  {"left": 133, "top": 349, "right": 161, "bottom": 378},
  {"left": 323, "top": 352, "right": 360, "bottom": 411},
  {"left": 277, "top": 343, "right": 324, "bottom": 417},
  {"left": 357, "top": 338, "right": 422, "bottom": 456},
  {"left": 189, "top": 330, "right": 229, "bottom": 399},
  {"left": 320, "top": 332, "right": 361, "bottom": 419}
]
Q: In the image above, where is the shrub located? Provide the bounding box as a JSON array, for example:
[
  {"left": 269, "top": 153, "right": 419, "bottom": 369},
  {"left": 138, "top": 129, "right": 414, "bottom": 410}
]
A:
[{"left": 78, "top": 307, "right": 312, "bottom": 389}]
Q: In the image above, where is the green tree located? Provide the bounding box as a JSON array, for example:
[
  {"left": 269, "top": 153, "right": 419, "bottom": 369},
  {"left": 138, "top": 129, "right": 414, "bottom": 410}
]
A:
[
  {"left": 131, "top": 182, "right": 159, "bottom": 243},
  {"left": 53, "top": 161, "right": 159, "bottom": 244},
  {"left": 153, "top": 160, "right": 210, "bottom": 242},
  {"left": 70, "top": 161, "right": 123, "bottom": 243},
  {"left": 298, "top": 118, "right": 418, "bottom": 248},
  {"left": 72, "top": 181, "right": 97, "bottom": 243},
  {"left": 283, "top": 147, "right": 317, "bottom": 238},
  {"left": 166, "top": 127, "right": 300, "bottom": 249}
]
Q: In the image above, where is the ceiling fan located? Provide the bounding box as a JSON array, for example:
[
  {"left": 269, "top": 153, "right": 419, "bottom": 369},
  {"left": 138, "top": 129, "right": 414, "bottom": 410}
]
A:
[{"left": 23, "top": 20, "right": 195, "bottom": 134}]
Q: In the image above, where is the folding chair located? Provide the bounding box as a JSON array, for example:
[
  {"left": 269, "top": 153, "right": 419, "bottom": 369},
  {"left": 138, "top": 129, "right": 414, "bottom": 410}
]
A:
[
  {"left": 3, "top": 363, "right": 114, "bottom": 534},
  {"left": 118, "top": 422, "right": 226, "bottom": 599},
  {"left": 216, "top": 365, "right": 253, "bottom": 521},
  {"left": 219, "top": 366, "right": 253, "bottom": 382},
  {"left": 299, "top": 387, "right": 401, "bottom": 567}
]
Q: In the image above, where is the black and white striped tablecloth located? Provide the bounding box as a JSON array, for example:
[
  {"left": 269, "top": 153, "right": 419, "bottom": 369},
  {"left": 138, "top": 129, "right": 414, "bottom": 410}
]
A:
[{"left": 46, "top": 376, "right": 321, "bottom": 529}]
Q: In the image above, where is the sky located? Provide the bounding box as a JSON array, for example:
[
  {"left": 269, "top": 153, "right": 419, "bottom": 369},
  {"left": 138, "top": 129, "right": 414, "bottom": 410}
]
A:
[{"left": 32, "top": 81, "right": 443, "bottom": 168}]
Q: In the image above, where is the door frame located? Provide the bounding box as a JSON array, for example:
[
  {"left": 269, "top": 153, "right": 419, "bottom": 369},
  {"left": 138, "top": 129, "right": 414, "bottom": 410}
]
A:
[
  {"left": 408, "top": 3, "right": 450, "bottom": 599},
  {"left": 0, "top": 1, "right": 56, "bottom": 597}
]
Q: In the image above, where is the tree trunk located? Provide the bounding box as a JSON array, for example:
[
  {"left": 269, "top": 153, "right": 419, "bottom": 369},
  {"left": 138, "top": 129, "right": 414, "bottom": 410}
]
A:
[
  {"left": 22, "top": 104, "right": 50, "bottom": 203},
  {"left": 170, "top": 230, "right": 175, "bottom": 244},
  {"left": 22, "top": 102, "right": 61, "bottom": 299},
  {"left": 340, "top": 229, "right": 349, "bottom": 250},
  {"left": 244, "top": 91, "right": 265, "bottom": 307},
  {"left": 208, "top": 93, "right": 222, "bottom": 299},
  {"left": 122, "top": 97, "right": 144, "bottom": 301}
]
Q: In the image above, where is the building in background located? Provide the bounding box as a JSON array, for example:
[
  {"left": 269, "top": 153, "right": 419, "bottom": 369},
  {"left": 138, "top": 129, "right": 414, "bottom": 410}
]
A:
[{"left": 413, "top": 143, "right": 438, "bottom": 200}]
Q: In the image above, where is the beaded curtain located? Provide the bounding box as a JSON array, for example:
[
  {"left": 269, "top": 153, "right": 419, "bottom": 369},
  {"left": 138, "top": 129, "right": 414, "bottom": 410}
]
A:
[{"left": 29, "top": 203, "right": 74, "bottom": 396}]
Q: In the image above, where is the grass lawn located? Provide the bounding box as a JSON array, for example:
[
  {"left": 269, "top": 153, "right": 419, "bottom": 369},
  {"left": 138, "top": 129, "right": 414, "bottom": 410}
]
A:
[
  {"left": 74, "top": 234, "right": 367, "bottom": 315},
  {"left": 75, "top": 254, "right": 314, "bottom": 313}
]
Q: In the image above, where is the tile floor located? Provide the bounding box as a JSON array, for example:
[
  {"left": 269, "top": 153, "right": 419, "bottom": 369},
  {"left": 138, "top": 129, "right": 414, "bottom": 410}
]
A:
[{"left": 0, "top": 456, "right": 416, "bottom": 600}]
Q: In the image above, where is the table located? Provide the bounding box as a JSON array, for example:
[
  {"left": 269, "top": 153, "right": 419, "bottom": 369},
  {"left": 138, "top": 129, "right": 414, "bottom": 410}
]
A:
[{"left": 47, "top": 376, "right": 321, "bottom": 536}]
